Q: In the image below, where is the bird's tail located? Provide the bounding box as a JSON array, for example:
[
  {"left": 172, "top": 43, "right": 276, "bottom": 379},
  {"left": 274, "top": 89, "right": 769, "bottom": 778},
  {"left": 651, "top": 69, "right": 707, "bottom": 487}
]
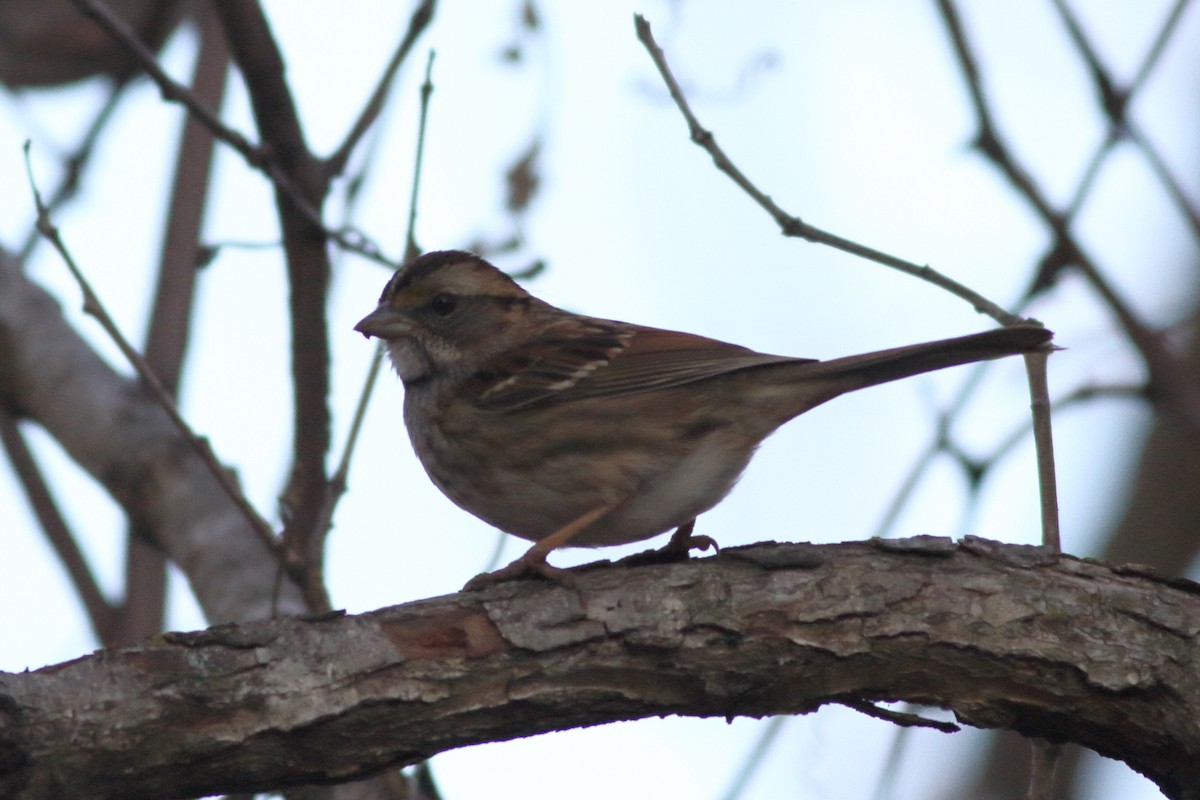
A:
[{"left": 759, "top": 325, "right": 1054, "bottom": 423}]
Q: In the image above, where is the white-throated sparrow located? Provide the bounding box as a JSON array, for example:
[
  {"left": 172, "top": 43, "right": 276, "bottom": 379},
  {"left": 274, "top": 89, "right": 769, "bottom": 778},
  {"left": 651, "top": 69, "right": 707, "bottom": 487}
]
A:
[{"left": 356, "top": 250, "right": 1052, "bottom": 588}]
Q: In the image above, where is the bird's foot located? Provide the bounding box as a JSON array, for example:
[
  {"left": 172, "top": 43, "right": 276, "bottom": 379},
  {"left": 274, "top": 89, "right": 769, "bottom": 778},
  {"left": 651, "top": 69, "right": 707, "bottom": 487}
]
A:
[
  {"left": 620, "top": 520, "right": 718, "bottom": 567},
  {"left": 463, "top": 550, "right": 576, "bottom": 591}
]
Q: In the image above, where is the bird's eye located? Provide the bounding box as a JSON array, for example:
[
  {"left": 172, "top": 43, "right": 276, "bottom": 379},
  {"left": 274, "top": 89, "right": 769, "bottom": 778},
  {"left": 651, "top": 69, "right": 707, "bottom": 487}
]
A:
[{"left": 430, "top": 292, "right": 457, "bottom": 316}]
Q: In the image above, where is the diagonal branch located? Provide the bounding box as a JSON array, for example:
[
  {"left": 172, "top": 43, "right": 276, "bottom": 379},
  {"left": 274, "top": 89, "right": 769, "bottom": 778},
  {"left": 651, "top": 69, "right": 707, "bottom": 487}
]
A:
[
  {"left": 323, "top": 0, "right": 436, "bottom": 178},
  {"left": 1048, "top": 0, "right": 1200, "bottom": 238},
  {"left": 633, "top": 11, "right": 1061, "bottom": 571},
  {"left": 0, "top": 405, "right": 117, "bottom": 643},
  {"left": 323, "top": 50, "right": 439, "bottom": 545},
  {"left": 23, "top": 146, "right": 282, "bottom": 563},
  {"left": 935, "top": 0, "right": 1200, "bottom": 435},
  {"left": 68, "top": 0, "right": 398, "bottom": 268},
  {"left": 69, "top": 0, "right": 263, "bottom": 165},
  {"left": 632, "top": 14, "right": 1028, "bottom": 328},
  {"left": 0, "top": 248, "right": 307, "bottom": 624}
]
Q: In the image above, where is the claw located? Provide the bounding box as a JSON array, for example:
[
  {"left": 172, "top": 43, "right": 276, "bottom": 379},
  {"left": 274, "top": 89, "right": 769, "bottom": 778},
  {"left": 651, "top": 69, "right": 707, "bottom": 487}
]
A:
[
  {"left": 620, "top": 519, "right": 718, "bottom": 567},
  {"left": 464, "top": 551, "right": 577, "bottom": 591},
  {"left": 463, "top": 505, "right": 612, "bottom": 590}
]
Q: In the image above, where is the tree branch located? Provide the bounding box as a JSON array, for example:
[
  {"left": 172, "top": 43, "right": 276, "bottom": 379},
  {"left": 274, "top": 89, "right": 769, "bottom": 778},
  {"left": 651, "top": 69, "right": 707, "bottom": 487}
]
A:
[
  {"left": 213, "top": 0, "right": 334, "bottom": 610},
  {"left": 2, "top": 537, "right": 1197, "bottom": 800},
  {"left": 22, "top": 147, "right": 282, "bottom": 564},
  {"left": 935, "top": 0, "right": 1200, "bottom": 435},
  {"left": 632, "top": 13, "right": 1028, "bottom": 328},
  {"left": 0, "top": 405, "right": 116, "bottom": 642},
  {"left": 322, "top": 0, "right": 436, "bottom": 179},
  {"left": 118, "top": 4, "right": 232, "bottom": 647},
  {"left": 0, "top": 248, "right": 306, "bottom": 624}
]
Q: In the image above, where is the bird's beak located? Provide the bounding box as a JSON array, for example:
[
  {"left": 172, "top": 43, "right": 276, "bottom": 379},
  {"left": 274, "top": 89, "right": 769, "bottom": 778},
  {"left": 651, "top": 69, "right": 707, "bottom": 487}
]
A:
[{"left": 354, "top": 305, "right": 409, "bottom": 339}]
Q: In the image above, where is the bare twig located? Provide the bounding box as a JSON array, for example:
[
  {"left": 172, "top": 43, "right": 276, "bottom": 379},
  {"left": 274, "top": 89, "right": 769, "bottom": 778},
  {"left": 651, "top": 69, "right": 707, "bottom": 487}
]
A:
[
  {"left": 405, "top": 51, "right": 437, "bottom": 263},
  {"left": 717, "top": 716, "right": 788, "bottom": 800},
  {"left": 69, "top": 0, "right": 262, "bottom": 163},
  {"left": 19, "top": 82, "right": 127, "bottom": 261},
  {"left": 935, "top": 0, "right": 1200, "bottom": 434},
  {"left": 0, "top": 406, "right": 117, "bottom": 644},
  {"left": 637, "top": 15, "right": 1066, "bottom": 556},
  {"left": 324, "top": 0, "right": 436, "bottom": 178},
  {"left": 68, "top": 0, "right": 399, "bottom": 269},
  {"left": 211, "top": 0, "right": 334, "bottom": 612},
  {"left": 1027, "top": 739, "right": 1064, "bottom": 800},
  {"left": 840, "top": 699, "right": 960, "bottom": 734},
  {"left": 1024, "top": 351, "right": 1060, "bottom": 550},
  {"left": 1049, "top": 0, "right": 1200, "bottom": 239},
  {"left": 632, "top": 14, "right": 1029, "bottom": 329},
  {"left": 321, "top": 50, "right": 438, "bottom": 539},
  {"left": 23, "top": 144, "right": 283, "bottom": 564},
  {"left": 634, "top": 11, "right": 1060, "bottom": 564}
]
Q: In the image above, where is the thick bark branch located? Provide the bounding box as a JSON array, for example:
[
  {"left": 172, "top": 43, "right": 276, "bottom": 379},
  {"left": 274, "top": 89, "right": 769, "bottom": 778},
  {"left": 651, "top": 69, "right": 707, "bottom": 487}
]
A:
[{"left": 2, "top": 537, "right": 1197, "bottom": 800}]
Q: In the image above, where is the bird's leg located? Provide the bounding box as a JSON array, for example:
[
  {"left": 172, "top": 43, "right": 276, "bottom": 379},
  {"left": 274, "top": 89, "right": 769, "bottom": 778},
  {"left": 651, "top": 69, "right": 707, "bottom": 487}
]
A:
[
  {"left": 661, "top": 519, "right": 719, "bottom": 556},
  {"left": 620, "top": 519, "right": 719, "bottom": 567},
  {"left": 463, "top": 505, "right": 611, "bottom": 591}
]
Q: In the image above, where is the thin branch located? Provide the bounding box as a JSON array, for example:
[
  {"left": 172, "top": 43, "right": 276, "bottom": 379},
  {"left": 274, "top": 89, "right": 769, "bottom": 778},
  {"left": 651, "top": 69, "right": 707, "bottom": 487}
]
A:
[
  {"left": 319, "top": 50, "right": 438, "bottom": 543},
  {"left": 211, "top": 0, "right": 336, "bottom": 613},
  {"left": 405, "top": 51, "right": 437, "bottom": 263},
  {"left": 18, "top": 80, "right": 127, "bottom": 261},
  {"left": 114, "top": 3, "right": 232, "bottom": 648},
  {"left": 717, "top": 716, "right": 788, "bottom": 800},
  {"left": 634, "top": 10, "right": 1061, "bottom": 582},
  {"left": 1023, "top": 351, "right": 1060, "bottom": 550},
  {"left": 68, "top": 0, "right": 399, "bottom": 269},
  {"left": 323, "top": 0, "right": 436, "bottom": 178},
  {"left": 69, "top": 0, "right": 263, "bottom": 164},
  {"left": 0, "top": 406, "right": 117, "bottom": 644},
  {"left": 1125, "top": 122, "right": 1200, "bottom": 241},
  {"left": 935, "top": 0, "right": 1200, "bottom": 435},
  {"left": 1048, "top": 0, "right": 1200, "bottom": 240},
  {"left": 1128, "top": 0, "right": 1191, "bottom": 93},
  {"left": 1028, "top": 739, "right": 1065, "bottom": 800},
  {"left": 22, "top": 144, "right": 284, "bottom": 566},
  {"left": 632, "top": 14, "right": 1028, "bottom": 328},
  {"left": 840, "top": 699, "right": 960, "bottom": 734}
]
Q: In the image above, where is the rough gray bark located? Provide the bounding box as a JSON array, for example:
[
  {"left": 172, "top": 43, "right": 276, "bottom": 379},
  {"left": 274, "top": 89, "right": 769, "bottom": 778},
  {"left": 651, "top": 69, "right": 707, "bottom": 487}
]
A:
[
  {"left": 2, "top": 537, "right": 1197, "bottom": 800},
  {"left": 0, "top": 248, "right": 306, "bottom": 623}
]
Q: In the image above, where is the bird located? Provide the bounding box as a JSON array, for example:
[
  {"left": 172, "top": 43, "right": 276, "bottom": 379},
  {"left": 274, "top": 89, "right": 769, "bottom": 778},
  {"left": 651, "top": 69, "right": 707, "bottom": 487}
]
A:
[{"left": 355, "top": 250, "right": 1052, "bottom": 589}]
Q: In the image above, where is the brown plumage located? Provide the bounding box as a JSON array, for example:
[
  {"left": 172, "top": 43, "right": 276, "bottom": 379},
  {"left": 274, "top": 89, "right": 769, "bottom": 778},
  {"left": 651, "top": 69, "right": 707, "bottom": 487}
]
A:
[{"left": 356, "top": 250, "right": 1052, "bottom": 588}]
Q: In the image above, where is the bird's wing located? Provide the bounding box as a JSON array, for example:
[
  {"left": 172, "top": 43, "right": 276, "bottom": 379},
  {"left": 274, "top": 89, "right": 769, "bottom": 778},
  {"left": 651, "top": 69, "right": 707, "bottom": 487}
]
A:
[{"left": 468, "top": 319, "right": 811, "bottom": 412}]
